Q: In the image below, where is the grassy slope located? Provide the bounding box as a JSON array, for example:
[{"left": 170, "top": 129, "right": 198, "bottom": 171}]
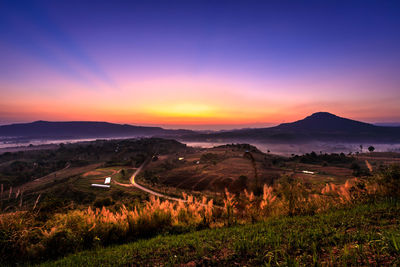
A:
[{"left": 38, "top": 201, "right": 400, "bottom": 266}]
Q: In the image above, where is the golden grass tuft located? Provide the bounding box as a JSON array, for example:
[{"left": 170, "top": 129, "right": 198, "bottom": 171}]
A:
[{"left": 2, "top": 168, "right": 398, "bottom": 263}]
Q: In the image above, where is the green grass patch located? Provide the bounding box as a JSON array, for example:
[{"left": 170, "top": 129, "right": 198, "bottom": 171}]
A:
[{"left": 38, "top": 200, "right": 400, "bottom": 266}]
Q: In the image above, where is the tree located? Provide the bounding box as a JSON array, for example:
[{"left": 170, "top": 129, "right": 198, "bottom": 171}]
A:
[{"left": 368, "top": 146, "right": 375, "bottom": 152}]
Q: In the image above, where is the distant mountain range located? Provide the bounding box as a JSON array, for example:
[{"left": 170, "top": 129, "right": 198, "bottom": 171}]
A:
[
  {"left": 0, "top": 121, "right": 194, "bottom": 140},
  {"left": 374, "top": 122, "right": 400, "bottom": 127},
  {"left": 181, "top": 112, "right": 400, "bottom": 143},
  {"left": 1, "top": 112, "right": 400, "bottom": 143}
]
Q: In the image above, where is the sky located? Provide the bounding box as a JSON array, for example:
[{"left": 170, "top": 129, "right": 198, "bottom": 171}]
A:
[{"left": 0, "top": 0, "right": 400, "bottom": 130}]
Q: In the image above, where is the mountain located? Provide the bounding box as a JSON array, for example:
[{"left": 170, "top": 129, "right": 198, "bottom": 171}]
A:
[
  {"left": 0, "top": 121, "right": 195, "bottom": 140},
  {"left": 2, "top": 113, "right": 400, "bottom": 144},
  {"left": 182, "top": 112, "right": 400, "bottom": 143},
  {"left": 275, "top": 112, "right": 375, "bottom": 132}
]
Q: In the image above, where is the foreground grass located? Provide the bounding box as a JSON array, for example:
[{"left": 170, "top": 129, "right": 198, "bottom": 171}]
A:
[{"left": 38, "top": 200, "right": 400, "bottom": 266}]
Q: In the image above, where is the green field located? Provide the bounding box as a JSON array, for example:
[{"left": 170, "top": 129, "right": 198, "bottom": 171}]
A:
[{"left": 38, "top": 200, "right": 400, "bottom": 266}]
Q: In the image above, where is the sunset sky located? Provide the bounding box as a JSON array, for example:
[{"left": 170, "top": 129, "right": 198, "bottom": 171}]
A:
[{"left": 1, "top": 0, "right": 400, "bottom": 129}]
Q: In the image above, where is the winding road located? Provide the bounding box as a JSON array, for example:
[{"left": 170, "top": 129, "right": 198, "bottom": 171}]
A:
[
  {"left": 114, "top": 157, "right": 222, "bottom": 209},
  {"left": 114, "top": 158, "right": 187, "bottom": 202}
]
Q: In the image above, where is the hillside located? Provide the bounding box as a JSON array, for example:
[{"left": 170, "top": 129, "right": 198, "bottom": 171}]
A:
[
  {"left": 0, "top": 121, "right": 194, "bottom": 140},
  {"left": 1, "top": 137, "right": 399, "bottom": 266},
  {"left": 38, "top": 201, "right": 400, "bottom": 266},
  {"left": 183, "top": 112, "right": 400, "bottom": 143}
]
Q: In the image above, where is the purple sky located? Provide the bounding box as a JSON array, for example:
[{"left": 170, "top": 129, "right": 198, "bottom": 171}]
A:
[{"left": 1, "top": 0, "right": 400, "bottom": 129}]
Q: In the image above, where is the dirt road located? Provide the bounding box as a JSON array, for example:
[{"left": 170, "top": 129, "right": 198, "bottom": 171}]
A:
[
  {"left": 127, "top": 158, "right": 187, "bottom": 202},
  {"left": 115, "top": 158, "right": 222, "bottom": 208}
]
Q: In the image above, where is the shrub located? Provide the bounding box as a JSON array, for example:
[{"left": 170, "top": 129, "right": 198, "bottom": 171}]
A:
[
  {"left": 278, "top": 176, "right": 309, "bottom": 216},
  {"left": 259, "top": 185, "right": 280, "bottom": 217},
  {"left": 373, "top": 164, "right": 400, "bottom": 198},
  {"left": 350, "top": 162, "right": 370, "bottom": 177},
  {"left": 243, "top": 189, "right": 257, "bottom": 222},
  {"left": 223, "top": 188, "right": 237, "bottom": 226},
  {"left": 321, "top": 178, "right": 368, "bottom": 205},
  {"left": 93, "top": 198, "right": 114, "bottom": 208},
  {"left": 0, "top": 211, "right": 34, "bottom": 263}
]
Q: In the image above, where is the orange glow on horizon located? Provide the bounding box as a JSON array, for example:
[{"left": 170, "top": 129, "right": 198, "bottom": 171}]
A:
[{"left": 1, "top": 73, "right": 400, "bottom": 128}]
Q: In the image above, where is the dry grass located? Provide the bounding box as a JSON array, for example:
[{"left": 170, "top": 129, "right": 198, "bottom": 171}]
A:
[
  {"left": 16, "top": 163, "right": 103, "bottom": 193},
  {"left": 365, "top": 160, "right": 374, "bottom": 172},
  {"left": 1, "top": 164, "right": 399, "bottom": 264}
]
